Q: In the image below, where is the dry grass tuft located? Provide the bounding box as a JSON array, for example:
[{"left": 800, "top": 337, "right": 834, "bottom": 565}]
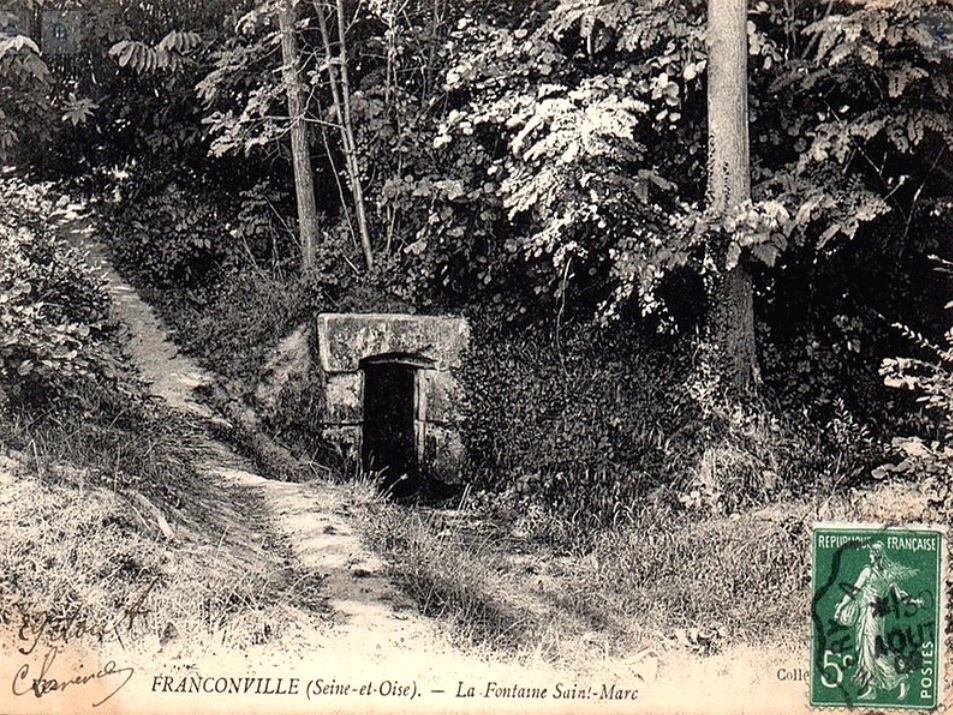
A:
[
  {"left": 0, "top": 398, "right": 331, "bottom": 658},
  {"left": 560, "top": 507, "right": 810, "bottom": 645},
  {"left": 364, "top": 504, "right": 546, "bottom": 653}
]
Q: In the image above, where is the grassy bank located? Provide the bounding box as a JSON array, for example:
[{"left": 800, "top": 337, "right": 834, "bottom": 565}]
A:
[
  {"left": 0, "top": 179, "right": 327, "bottom": 659},
  {"left": 362, "top": 501, "right": 809, "bottom": 660},
  {"left": 0, "top": 343, "right": 329, "bottom": 662},
  {"left": 360, "top": 479, "right": 937, "bottom": 665}
]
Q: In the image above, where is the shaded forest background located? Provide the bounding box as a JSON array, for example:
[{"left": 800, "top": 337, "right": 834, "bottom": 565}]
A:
[{"left": 2, "top": 0, "right": 952, "bottom": 537}]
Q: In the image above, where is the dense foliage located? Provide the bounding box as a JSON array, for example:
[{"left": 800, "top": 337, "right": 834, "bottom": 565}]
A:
[
  {"left": 0, "top": 29, "right": 51, "bottom": 157},
  {"left": 102, "top": 168, "right": 239, "bottom": 287},
  {"left": 0, "top": 177, "right": 125, "bottom": 406},
  {"left": 458, "top": 317, "right": 890, "bottom": 537},
  {"left": 13, "top": 0, "right": 950, "bottom": 325},
  {"left": 877, "top": 259, "right": 953, "bottom": 510},
  {"left": 4, "top": 0, "right": 952, "bottom": 522}
]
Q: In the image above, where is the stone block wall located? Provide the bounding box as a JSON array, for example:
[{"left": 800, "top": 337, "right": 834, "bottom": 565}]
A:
[{"left": 316, "top": 313, "right": 469, "bottom": 483}]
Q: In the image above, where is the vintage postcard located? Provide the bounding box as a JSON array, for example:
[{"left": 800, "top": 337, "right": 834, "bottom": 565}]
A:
[{"left": 1, "top": 0, "right": 952, "bottom": 714}]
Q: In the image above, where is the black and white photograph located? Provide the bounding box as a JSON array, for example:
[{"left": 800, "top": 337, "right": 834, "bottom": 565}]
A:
[{"left": 0, "top": 0, "right": 951, "bottom": 713}]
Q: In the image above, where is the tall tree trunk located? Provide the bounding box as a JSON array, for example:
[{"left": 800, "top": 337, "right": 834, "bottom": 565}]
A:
[
  {"left": 706, "top": 0, "right": 758, "bottom": 392},
  {"left": 334, "top": 0, "right": 374, "bottom": 271},
  {"left": 314, "top": 0, "right": 375, "bottom": 272},
  {"left": 278, "top": 0, "right": 319, "bottom": 273}
]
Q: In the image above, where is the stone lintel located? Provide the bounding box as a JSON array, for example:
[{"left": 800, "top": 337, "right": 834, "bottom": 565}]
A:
[{"left": 317, "top": 313, "right": 469, "bottom": 374}]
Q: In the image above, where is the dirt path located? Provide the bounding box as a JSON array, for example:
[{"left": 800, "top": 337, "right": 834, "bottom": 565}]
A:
[
  {"left": 57, "top": 205, "right": 612, "bottom": 700},
  {"left": 62, "top": 207, "right": 457, "bottom": 652}
]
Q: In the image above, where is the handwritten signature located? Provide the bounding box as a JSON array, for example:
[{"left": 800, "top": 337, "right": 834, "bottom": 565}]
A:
[
  {"left": 12, "top": 644, "right": 134, "bottom": 707},
  {"left": 10, "top": 576, "right": 159, "bottom": 707}
]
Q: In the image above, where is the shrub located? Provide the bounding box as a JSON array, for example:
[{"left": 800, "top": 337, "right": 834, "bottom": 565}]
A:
[
  {"left": 103, "top": 178, "right": 234, "bottom": 289},
  {"left": 876, "top": 268, "right": 953, "bottom": 509},
  {"left": 0, "top": 178, "right": 125, "bottom": 406},
  {"left": 676, "top": 358, "right": 887, "bottom": 518},
  {"left": 459, "top": 318, "right": 890, "bottom": 545},
  {"left": 458, "top": 320, "right": 698, "bottom": 534}
]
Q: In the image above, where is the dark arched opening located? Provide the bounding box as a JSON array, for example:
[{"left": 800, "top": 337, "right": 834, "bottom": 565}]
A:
[{"left": 360, "top": 353, "right": 433, "bottom": 497}]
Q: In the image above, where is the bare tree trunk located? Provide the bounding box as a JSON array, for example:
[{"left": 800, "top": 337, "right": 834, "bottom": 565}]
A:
[
  {"left": 278, "top": 0, "right": 319, "bottom": 273},
  {"left": 334, "top": 0, "right": 374, "bottom": 271},
  {"left": 705, "top": 0, "right": 758, "bottom": 392},
  {"left": 314, "top": 0, "right": 375, "bottom": 272}
]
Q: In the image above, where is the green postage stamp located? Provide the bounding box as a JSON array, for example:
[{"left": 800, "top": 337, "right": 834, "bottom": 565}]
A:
[{"left": 811, "top": 523, "right": 947, "bottom": 710}]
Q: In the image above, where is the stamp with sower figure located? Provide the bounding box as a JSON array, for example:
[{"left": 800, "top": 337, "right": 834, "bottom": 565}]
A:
[{"left": 811, "top": 523, "right": 947, "bottom": 711}]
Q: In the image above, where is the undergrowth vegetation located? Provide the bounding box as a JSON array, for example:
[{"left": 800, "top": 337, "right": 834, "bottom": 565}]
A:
[
  {"left": 458, "top": 319, "right": 893, "bottom": 546},
  {"left": 364, "top": 497, "right": 810, "bottom": 659},
  {"left": 877, "top": 259, "right": 953, "bottom": 513},
  {"left": 0, "top": 178, "right": 120, "bottom": 408},
  {"left": 0, "top": 176, "right": 192, "bottom": 505}
]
